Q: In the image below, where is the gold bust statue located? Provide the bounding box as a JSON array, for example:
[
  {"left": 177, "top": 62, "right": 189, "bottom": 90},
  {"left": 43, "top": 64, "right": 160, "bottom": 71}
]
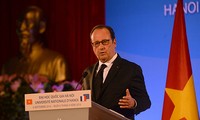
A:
[{"left": 1, "top": 6, "right": 70, "bottom": 84}]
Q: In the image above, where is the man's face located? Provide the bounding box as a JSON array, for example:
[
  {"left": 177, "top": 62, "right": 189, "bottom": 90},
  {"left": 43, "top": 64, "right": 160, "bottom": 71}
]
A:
[
  {"left": 91, "top": 28, "right": 116, "bottom": 63},
  {"left": 17, "top": 11, "right": 40, "bottom": 55}
]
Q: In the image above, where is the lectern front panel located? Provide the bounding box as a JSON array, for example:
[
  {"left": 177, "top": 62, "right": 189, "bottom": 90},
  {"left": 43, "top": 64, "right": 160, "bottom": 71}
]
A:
[{"left": 29, "top": 108, "right": 89, "bottom": 120}]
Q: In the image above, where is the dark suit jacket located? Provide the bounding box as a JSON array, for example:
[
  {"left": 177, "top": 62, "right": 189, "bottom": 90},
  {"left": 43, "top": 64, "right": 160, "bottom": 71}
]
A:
[{"left": 82, "top": 55, "right": 151, "bottom": 119}]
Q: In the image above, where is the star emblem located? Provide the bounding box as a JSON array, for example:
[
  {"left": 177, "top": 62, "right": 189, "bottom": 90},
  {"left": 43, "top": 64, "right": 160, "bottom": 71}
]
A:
[{"left": 165, "top": 76, "right": 199, "bottom": 120}]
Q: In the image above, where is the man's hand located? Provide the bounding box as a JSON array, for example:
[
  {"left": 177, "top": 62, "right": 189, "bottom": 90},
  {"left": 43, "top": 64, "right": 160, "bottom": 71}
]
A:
[{"left": 118, "top": 89, "right": 136, "bottom": 109}]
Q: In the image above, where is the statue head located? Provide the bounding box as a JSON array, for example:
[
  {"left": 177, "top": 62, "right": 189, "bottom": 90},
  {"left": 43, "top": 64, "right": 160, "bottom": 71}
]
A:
[{"left": 16, "top": 6, "right": 46, "bottom": 56}]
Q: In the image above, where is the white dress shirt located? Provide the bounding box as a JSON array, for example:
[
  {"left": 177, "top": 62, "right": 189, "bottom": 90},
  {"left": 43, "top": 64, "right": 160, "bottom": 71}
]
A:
[{"left": 97, "top": 53, "right": 117, "bottom": 83}]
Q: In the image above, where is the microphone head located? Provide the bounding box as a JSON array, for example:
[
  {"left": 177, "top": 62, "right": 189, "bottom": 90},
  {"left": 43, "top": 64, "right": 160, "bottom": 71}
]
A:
[{"left": 82, "top": 72, "right": 88, "bottom": 78}]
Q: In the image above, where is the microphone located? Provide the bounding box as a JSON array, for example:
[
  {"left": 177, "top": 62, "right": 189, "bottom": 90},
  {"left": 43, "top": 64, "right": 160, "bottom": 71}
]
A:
[{"left": 75, "top": 72, "right": 88, "bottom": 90}]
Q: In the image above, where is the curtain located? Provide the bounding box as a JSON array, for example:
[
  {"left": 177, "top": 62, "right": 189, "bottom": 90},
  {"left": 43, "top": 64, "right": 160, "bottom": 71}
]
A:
[{"left": 0, "top": 0, "right": 105, "bottom": 81}]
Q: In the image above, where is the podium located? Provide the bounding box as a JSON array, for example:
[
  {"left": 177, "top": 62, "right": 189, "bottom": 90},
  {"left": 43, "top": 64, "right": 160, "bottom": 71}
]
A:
[
  {"left": 89, "top": 101, "right": 130, "bottom": 120},
  {"left": 25, "top": 90, "right": 130, "bottom": 120}
]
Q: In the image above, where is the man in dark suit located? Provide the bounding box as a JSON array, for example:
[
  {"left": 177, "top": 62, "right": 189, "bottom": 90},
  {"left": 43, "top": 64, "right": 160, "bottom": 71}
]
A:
[{"left": 82, "top": 25, "right": 151, "bottom": 119}]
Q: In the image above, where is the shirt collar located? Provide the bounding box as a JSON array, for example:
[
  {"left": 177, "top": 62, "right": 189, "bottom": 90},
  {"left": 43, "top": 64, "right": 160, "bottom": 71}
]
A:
[{"left": 98, "top": 53, "right": 117, "bottom": 67}]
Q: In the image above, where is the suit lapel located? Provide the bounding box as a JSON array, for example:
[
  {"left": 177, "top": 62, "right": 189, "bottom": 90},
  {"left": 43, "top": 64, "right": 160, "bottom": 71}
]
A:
[
  {"left": 90, "top": 63, "right": 99, "bottom": 101},
  {"left": 101, "top": 55, "right": 122, "bottom": 93}
]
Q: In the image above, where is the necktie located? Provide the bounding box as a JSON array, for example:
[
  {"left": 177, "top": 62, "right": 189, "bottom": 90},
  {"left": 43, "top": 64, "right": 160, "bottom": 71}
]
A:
[{"left": 94, "top": 64, "right": 107, "bottom": 101}]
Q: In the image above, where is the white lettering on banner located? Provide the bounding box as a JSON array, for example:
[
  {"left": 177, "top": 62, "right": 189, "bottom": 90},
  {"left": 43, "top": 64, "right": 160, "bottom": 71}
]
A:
[{"left": 164, "top": 1, "right": 199, "bottom": 16}]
